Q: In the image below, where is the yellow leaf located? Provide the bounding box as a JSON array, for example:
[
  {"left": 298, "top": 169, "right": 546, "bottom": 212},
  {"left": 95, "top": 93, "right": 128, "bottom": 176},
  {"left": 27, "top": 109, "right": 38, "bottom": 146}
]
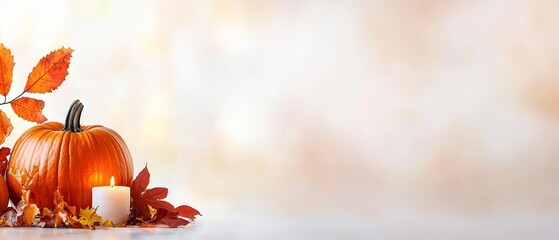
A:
[
  {"left": 102, "top": 220, "right": 113, "bottom": 227},
  {"left": 76, "top": 207, "right": 103, "bottom": 227},
  {"left": 23, "top": 203, "right": 39, "bottom": 225},
  {"left": 21, "top": 189, "right": 29, "bottom": 202},
  {"left": 149, "top": 205, "right": 157, "bottom": 218}
]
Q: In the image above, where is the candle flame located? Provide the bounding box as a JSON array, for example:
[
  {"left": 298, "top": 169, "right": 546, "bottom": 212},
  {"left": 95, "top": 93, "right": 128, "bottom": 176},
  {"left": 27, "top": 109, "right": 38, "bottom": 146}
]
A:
[{"left": 110, "top": 176, "right": 115, "bottom": 187}]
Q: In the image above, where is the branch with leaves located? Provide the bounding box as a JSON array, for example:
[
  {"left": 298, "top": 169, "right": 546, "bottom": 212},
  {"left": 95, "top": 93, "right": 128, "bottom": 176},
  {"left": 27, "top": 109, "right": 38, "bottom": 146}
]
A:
[{"left": 0, "top": 44, "right": 73, "bottom": 145}]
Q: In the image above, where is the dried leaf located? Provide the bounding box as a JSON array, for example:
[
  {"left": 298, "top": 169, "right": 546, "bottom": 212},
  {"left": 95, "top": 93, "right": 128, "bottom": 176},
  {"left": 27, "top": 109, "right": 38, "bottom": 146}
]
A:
[
  {"left": 142, "top": 187, "right": 168, "bottom": 199},
  {"left": 13, "top": 166, "right": 40, "bottom": 191},
  {"left": 21, "top": 189, "right": 30, "bottom": 203},
  {"left": 129, "top": 165, "right": 201, "bottom": 227},
  {"left": 53, "top": 189, "right": 64, "bottom": 206},
  {"left": 143, "top": 188, "right": 175, "bottom": 212},
  {"left": 54, "top": 189, "right": 76, "bottom": 216},
  {"left": 23, "top": 203, "right": 39, "bottom": 225},
  {"left": 42, "top": 208, "right": 51, "bottom": 216},
  {"left": 0, "top": 43, "right": 14, "bottom": 96},
  {"left": 1, "top": 208, "right": 18, "bottom": 227},
  {"left": 130, "top": 165, "right": 152, "bottom": 219},
  {"left": 161, "top": 217, "right": 189, "bottom": 228},
  {"left": 0, "top": 110, "right": 13, "bottom": 145},
  {"left": 0, "top": 147, "right": 9, "bottom": 175},
  {"left": 132, "top": 165, "right": 150, "bottom": 195},
  {"left": 158, "top": 211, "right": 190, "bottom": 228},
  {"left": 176, "top": 205, "right": 201, "bottom": 220},
  {"left": 25, "top": 47, "right": 72, "bottom": 94},
  {"left": 72, "top": 207, "right": 102, "bottom": 228},
  {"left": 102, "top": 220, "right": 113, "bottom": 227},
  {"left": 54, "top": 211, "right": 67, "bottom": 228},
  {"left": 10, "top": 97, "right": 47, "bottom": 123},
  {"left": 147, "top": 199, "right": 175, "bottom": 213},
  {"left": 131, "top": 166, "right": 175, "bottom": 218}
]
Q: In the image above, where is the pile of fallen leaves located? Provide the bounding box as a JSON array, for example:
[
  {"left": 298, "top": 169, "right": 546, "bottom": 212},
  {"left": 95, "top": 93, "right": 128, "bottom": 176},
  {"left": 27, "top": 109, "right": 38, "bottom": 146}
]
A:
[{"left": 0, "top": 153, "right": 200, "bottom": 229}]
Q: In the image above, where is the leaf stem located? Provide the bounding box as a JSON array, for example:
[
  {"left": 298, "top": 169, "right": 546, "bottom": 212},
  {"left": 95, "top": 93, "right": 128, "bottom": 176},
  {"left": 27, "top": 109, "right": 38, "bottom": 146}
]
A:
[{"left": 0, "top": 91, "right": 26, "bottom": 106}]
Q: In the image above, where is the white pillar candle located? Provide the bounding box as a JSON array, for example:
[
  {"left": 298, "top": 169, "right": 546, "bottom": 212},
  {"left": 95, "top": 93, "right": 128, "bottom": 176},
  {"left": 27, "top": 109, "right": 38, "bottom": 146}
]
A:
[{"left": 92, "top": 176, "right": 130, "bottom": 225}]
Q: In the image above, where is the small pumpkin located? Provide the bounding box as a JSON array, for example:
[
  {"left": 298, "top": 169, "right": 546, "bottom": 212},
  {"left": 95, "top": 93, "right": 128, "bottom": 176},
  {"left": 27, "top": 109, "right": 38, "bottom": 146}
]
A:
[
  {"left": 7, "top": 100, "right": 133, "bottom": 209},
  {"left": 0, "top": 176, "right": 8, "bottom": 212}
]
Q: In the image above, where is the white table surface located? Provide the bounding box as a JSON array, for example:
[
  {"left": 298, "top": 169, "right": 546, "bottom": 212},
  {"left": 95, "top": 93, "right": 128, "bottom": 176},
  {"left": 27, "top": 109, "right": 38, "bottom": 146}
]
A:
[{"left": 2, "top": 214, "right": 559, "bottom": 239}]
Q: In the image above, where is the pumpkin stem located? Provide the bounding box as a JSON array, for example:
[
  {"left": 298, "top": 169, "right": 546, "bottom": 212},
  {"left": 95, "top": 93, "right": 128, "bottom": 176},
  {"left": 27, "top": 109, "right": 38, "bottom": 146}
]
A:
[{"left": 63, "top": 100, "right": 84, "bottom": 132}]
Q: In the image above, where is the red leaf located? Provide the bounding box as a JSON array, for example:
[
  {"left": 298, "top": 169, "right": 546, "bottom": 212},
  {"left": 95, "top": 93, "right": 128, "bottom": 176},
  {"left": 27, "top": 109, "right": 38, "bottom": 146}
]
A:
[
  {"left": 129, "top": 165, "right": 201, "bottom": 226},
  {"left": 25, "top": 47, "right": 72, "bottom": 94},
  {"left": 142, "top": 187, "right": 167, "bottom": 200},
  {"left": 0, "top": 44, "right": 14, "bottom": 96},
  {"left": 10, "top": 97, "right": 47, "bottom": 123},
  {"left": 161, "top": 215, "right": 189, "bottom": 228},
  {"left": 145, "top": 200, "right": 175, "bottom": 212},
  {"left": 176, "top": 205, "right": 201, "bottom": 220},
  {"left": 132, "top": 165, "right": 150, "bottom": 194},
  {"left": 130, "top": 165, "right": 151, "bottom": 219}
]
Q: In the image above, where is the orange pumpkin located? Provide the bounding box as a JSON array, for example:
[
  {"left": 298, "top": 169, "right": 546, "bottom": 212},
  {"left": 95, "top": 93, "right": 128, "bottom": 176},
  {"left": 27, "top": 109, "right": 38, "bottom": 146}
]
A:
[
  {"left": 6, "top": 100, "right": 133, "bottom": 209},
  {"left": 0, "top": 177, "right": 8, "bottom": 212}
]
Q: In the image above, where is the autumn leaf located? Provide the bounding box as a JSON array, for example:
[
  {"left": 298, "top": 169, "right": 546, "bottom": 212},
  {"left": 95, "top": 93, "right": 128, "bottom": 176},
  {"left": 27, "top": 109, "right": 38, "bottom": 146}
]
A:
[
  {"left": 131, "top": 166, "right": 174, "bottom": 219},
  {"left": 176, "top": 205, "right": 201, "bottom": 220},
  {"left": 25, "top": 47, "right": 72, "bottom": 94},
  {"left": 159, "top": 211, "right": 190, "bottom": 228},
  {"left": 143, "top": 188, "right": 175, "bottom": 211},
  {"left": 23, "top": 203, "right": 39, "bottom": 225},
  {"left": 102, "top": 220, "right": 113, "bottom": 227},
  {"left": 0, "top": 110, "right": 13, "bottom": 144},
  {"left": 12, "top": 165, "right": 39, "bottom": 190},
  {"left": 0, "top": 44, "right": 14, "bottom": 96},
  {"left": 53, "top": 189, "right": 64, "bottom": 207},
  {"left": 72, "top": 207, "right": 102, "bottom": 228},
  {"left": 130, "top": 165, "right": 201, "bottom": 227},
  {"left": 130, "top": 165, "right": 152, "bottom": 219},
  {"left": 0, "top": 147, "right": 9, "bottom": 175},
  {"left": 1, "top": 208, "right": 18, "bottom": 227},
  {"left": 10, "top": 97, "right": 47, "bottom": 123},
  {"left": 54, "top": 189, "right": 76, "bottom": 216},
  {"left": 132, "top": 165, "right": 150, "bottom": 194}
]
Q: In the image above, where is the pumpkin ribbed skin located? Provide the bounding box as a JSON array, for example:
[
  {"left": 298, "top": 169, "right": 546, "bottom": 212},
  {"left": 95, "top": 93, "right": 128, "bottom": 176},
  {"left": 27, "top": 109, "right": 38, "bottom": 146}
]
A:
[
  {"left": 0, "top": 177, "right": 8, "bottom": 212},
  {"left": 6, "top": 100, "right": 133, "bottom": 209}
]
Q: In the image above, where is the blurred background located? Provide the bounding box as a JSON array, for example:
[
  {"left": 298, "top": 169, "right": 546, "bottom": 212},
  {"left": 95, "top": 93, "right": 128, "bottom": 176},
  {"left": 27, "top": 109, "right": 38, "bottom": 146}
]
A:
[{"left": 2, "top": 0, "right": 559, "bottom": 239}]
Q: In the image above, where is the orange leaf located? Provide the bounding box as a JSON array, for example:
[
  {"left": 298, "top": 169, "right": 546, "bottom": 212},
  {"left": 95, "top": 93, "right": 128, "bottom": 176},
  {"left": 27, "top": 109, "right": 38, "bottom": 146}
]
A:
[
  {"left": 0, "top": 147, "right": 10, "bottom": 175},
  {"left": 0, "top": 110, "right": 13, "bottom": 144},
  {"left": 11, "top": 97, "right": 47, "bottom": 123},
  {"left": 25, "top": 47, "right": 73, "bottom": 94},
  {"left": 23, "top": 203, "right": 39, "bottom": 225},
  {"left": 0, "top": 44, "right": 14, "bottom": 96}
]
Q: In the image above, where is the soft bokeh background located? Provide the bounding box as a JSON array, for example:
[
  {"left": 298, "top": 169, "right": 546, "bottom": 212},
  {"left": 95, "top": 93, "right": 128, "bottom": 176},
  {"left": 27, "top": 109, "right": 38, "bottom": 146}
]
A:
[{"left": 2, "top": 0, "right": 559, "bottom": 239}]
